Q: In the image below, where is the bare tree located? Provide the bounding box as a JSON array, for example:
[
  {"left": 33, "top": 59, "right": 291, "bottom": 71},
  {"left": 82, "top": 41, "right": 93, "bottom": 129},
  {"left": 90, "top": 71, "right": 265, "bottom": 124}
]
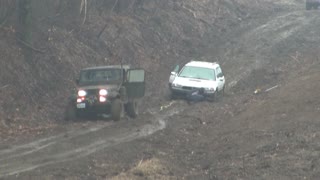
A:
[
  {"left": 80, "top": 0, "right": 87, "bottom": 25},
  {"left": 0, "top": 0, "right": 16, "bottom": 26},
  {"left": 17, "top": 0, "right": 34, "bottom": 61}
]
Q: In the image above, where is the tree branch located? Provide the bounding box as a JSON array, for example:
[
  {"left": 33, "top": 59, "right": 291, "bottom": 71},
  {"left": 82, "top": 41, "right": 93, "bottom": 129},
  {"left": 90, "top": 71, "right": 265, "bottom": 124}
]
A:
[
  {"left": 0, "top": 85, "right": 9, "bottom": 90},
  {"left": 97, "top": 0, "right": 119, "bottom": 39},
  {"left": 80, "top": 0, "right": 87, "bottom": 25},
  {"left": 16, "top": 37, "right": 46, "bottom": 53}
]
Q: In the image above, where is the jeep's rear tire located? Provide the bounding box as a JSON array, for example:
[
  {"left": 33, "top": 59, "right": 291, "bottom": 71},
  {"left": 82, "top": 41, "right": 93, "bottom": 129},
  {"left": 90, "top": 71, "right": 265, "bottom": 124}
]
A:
[
  {"left": 111, "top": 99, "right": 122, "bottom": 121},
  {"left": 65, "top": 102, "right": 76, "bottom": 121},
  {"left": 126, "top": 100, "right": 139, "bottom": 118}
]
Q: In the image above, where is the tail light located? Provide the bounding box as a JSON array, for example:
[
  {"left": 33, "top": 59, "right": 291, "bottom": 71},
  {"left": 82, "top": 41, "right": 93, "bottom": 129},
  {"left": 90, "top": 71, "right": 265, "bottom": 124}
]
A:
[
  {"left": 77, "top": 97, "right": 85, "bottom": 103},
  {"left": 99, "top": 89, "right": 108, "bottom": 102},
  {"left": 99, "top": 96, "right": 107, "bottom": 102},
  {"left": 99, "top": 89, "right": 108, "bottom": 96},
  {"left": 78, "top": 90, "right": 87, "bottom": 97}
]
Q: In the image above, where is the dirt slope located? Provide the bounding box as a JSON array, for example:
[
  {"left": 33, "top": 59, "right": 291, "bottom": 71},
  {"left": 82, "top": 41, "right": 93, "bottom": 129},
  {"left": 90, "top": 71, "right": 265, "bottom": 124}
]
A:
[
  {"left": 2, "top": 0, "right": 320, "bottom": 179},
  {"left": 0, "top": 0, "right": 300, "bottom": 132}
]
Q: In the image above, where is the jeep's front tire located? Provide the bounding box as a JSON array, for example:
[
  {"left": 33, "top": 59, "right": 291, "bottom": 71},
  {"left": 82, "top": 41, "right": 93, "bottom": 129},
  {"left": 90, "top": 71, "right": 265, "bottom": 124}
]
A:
[
  {"left": 111, "top": 99, "right": 122, "bottom": 121},
  {"left": 126, "top": 100, "right": 139, "bottom": 118}
]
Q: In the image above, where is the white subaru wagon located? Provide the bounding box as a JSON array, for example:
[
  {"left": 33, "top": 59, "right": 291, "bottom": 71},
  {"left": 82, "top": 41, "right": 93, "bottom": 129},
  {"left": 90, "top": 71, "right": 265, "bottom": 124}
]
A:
[{"left": 169, "top": 61, "right": 225, "bottom": 101}]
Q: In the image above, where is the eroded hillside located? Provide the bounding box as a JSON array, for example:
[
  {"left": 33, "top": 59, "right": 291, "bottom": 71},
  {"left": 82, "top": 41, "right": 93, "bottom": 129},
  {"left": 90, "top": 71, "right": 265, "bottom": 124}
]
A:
[
  {"left": 2, "top": 0, "right": 320, "bottom": 179},
  {"left": 0, "top": 0, "right": 300, "bottom": 133}
]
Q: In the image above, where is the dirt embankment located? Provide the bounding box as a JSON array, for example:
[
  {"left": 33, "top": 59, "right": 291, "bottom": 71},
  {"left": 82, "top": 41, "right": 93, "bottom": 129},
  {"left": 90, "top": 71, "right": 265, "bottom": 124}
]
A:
[
  {"left": 0, "top": 0, "right": 298, "bottom": 136},
  {"left": 2, "top": 0, "right": 320, "bottom": 179}
]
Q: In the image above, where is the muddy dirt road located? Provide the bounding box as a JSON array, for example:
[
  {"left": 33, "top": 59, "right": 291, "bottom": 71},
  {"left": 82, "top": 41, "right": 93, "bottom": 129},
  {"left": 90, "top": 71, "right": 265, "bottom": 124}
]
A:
[
  {"left": 1, "top": 5, "right": 320, "bottom": 180},
  {"left": 0, "top": 103, "right": 183, "bottom": 178}
]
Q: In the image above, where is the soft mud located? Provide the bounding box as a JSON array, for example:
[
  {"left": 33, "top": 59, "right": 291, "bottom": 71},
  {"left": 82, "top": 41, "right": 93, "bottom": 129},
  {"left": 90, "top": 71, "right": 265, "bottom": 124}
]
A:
[{"left": 0, "top": 101, "right": 181, "bottom": 178}]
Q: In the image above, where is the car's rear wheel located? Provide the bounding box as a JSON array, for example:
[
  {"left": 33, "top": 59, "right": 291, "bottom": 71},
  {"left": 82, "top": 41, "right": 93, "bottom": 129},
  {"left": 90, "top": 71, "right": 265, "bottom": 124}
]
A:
[
  {"left": 216, "top": 88, "right": 221, "bottom": 101},
  {"left": 221, "top": 85, "right": 225, "bottom": 96},
  {"left": 111, "top": 99, "right": 122, "bottom": 121},
  {"left": 126, "top": 100, "right": 139, "bottom": 118}
]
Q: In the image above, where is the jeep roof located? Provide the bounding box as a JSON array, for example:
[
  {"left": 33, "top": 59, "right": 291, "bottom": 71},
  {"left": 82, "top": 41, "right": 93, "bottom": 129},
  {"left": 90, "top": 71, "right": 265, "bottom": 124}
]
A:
[
  {"left": 82, "top": 65, "right": 131, "bottom": 71},
  {"left": 185, "top": 61, "right": 219, "bottom": 69},
  {"left": 307, "top": 0, "right": 320, "bottom": 2}
]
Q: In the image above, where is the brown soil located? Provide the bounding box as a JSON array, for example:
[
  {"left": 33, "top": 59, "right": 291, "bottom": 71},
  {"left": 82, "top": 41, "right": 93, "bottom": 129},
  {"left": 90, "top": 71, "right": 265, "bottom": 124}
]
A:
[{"left": 2, "top": 0, "right": 320, "bottom": 179}]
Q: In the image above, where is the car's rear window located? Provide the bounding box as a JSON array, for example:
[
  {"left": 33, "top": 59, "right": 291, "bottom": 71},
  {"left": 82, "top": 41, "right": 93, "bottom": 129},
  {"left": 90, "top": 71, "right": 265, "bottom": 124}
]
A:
[{"left": 178, "top": 66, "right": 216, "bottom": 80}]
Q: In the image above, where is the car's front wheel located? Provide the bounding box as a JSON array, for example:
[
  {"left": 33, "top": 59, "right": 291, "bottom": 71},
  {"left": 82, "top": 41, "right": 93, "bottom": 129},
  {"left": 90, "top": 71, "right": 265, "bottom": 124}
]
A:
[
  {"left": 207, "top": 91, "right": 216, "bottom": 102},
  {"left": 170, "top": 91, "right": 179, "bottom": 100}
]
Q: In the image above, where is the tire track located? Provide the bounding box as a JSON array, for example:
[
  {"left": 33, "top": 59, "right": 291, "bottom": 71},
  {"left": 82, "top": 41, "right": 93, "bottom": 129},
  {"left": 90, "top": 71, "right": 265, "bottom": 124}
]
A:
[
  {"left": 0, "top": 102, "right": 181, "bottom": 178},
  {"left": 219, "top": 11, "right": 317, "bottom": 89},
  {"left": 0, "top": 123, "right": 112, "bottom": 161}
]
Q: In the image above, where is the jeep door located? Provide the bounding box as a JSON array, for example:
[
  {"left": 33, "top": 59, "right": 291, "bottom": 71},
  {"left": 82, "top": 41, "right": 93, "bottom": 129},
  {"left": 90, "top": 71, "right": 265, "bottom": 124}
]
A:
[{"left": 125, "top": 69, "right": 145, "bottom": 98}]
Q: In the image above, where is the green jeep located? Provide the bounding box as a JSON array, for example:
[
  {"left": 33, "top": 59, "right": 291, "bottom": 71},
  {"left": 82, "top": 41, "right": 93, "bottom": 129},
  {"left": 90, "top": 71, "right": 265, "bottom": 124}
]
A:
[{"left": 65, "top": 65, "right": 145, "bottom": 121}]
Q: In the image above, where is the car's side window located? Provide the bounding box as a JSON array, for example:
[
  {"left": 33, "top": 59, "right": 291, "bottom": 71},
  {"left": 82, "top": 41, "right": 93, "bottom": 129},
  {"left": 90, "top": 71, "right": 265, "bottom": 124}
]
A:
[{"left": 216, "top": 67, "right": 223, "bottom": 78}]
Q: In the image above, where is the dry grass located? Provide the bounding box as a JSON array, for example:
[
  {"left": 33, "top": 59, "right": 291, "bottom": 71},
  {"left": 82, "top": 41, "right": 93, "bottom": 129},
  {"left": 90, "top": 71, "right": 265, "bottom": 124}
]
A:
[{"left": 111, "top": 158, "right": 176, "bottom": 180}]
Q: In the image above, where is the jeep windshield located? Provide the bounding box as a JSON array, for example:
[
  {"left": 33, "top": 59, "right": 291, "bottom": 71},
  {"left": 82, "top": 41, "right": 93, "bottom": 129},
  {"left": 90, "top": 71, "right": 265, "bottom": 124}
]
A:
[
  {"left": 178, "top": 66, "right": 216, "bottom": 81},
  {"left": 78, "top": 68, "right": 122, "bottom": 86}
]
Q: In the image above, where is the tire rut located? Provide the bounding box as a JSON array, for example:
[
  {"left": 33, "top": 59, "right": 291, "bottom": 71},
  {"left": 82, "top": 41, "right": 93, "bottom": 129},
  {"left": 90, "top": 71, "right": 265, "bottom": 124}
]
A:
[
  {"left": 0, "top": 101, "right": 182, "bottom": 178},
  {"left": 220, "top": 11, "right": 318, "bottom": 88}
]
